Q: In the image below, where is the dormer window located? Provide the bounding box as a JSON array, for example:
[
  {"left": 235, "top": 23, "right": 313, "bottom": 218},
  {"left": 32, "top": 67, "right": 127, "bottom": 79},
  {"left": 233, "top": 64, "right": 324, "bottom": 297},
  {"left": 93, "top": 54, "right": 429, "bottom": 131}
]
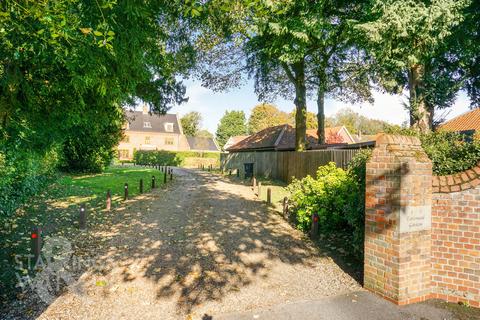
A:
[
  {"left": 165, "top": 123, "right": 174, "bottom": 132},
  {"left": 143, "top": 122, "right": 151, "bottom": 128}
]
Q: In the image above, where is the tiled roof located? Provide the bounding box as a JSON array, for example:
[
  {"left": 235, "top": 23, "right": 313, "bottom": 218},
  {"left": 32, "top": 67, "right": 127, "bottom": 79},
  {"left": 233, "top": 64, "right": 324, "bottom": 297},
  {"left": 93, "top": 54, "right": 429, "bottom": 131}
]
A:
[
  {"left": 186, "top": 137, "right": 220, "bottom": 152},
  {"left": 439, "top": 108, "right": 480, "bottom": 132},
  {"left": 227, "top": 135, "right": 250, "bottom": 145},
  {"left": 306, "top": 126, "right": 356, "bottom": 144},
  {"left": 125, "top": 111, "right": 181, "bottom": 134},
  {"left": 226, "top": 125, "right": 337, "bottom": 152}
]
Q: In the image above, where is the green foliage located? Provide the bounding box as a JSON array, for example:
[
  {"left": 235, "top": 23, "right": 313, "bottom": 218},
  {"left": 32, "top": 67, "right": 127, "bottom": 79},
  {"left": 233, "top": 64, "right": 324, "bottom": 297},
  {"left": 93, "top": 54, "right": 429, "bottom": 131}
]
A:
[
  {"left": 180, "top": 111, "right": 203, "bottom": 136},
  {"left": 326, "top": 108, "right": 400, "bottom": 135},
  {"left": 421, "top": 131, "right": 480, "bottom": 175},
  {"left": 357, "top": 0, "right": 469, "bottom": 130},
  {"left": 247, "top": 103, "right": 289, "bottom": 134},
  {"left": 384, "top": 128, "right": 480, "bottom": 175},
  {"left": 0, "top": 0, "right": 192, "bottom": 215},
  {"left": 134, "top": 150, "right": 220, "bottom": 167},
  {"left": 197, "top": 129, "right": 214, "bottom": 139},
  {"left": 216, "top": 110, "right": 248, "bottom": 147},
  {"left": 0, "top": 147, "right": 59, "bottom": 218},
  {"left": 287, "top": 161, "right": 367, "bottom": 258}
]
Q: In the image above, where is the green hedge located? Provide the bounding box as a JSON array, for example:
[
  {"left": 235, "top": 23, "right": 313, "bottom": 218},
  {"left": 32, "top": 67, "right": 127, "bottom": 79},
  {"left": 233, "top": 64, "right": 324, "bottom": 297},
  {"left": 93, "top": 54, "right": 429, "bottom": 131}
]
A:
[
  {"left": 133, "top": 150, "right": 220, "bottom": 166},
  {"left": 0, "top": 147, "right": 59, "bottom": 218},
  {"left": 384, "top": 128, "right": 480, "bottom": 175}
]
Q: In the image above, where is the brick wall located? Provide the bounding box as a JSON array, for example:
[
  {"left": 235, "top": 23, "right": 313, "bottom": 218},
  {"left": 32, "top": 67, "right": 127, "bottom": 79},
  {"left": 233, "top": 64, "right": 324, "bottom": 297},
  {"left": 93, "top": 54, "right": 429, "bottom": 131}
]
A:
[
  {"left": 431, "top": 165, "right": 480, "bottom": 307},
  {"left": 365, "top": 134, "right": 432, "bottom": 305},
  {"left": 365, "top": 134, "right": 480, "bottom": 308}
]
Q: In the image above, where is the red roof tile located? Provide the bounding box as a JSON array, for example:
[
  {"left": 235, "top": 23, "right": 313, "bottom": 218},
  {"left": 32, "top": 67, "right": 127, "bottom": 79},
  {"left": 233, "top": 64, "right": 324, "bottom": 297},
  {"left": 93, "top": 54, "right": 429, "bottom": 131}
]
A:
[
  {"left": 439, "top": 108, "right": 480, "bottom": 132},
  {"left": 227, "top": 125, "right": 347, "bottom": 151}
]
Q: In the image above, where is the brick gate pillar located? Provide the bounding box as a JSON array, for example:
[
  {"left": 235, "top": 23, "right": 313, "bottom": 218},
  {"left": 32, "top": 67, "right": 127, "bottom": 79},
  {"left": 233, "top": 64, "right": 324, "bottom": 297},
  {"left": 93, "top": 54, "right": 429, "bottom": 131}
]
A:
[{"left": 364, "top": 134, "right": 433, "bottom": 305}]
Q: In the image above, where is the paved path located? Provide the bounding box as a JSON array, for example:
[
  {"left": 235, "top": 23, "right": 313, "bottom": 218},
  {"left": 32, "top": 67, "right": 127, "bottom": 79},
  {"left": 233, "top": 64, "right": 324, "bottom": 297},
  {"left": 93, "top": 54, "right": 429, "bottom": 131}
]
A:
[{"left": 37, "top": 169, "right": 458, "bottom": 320}]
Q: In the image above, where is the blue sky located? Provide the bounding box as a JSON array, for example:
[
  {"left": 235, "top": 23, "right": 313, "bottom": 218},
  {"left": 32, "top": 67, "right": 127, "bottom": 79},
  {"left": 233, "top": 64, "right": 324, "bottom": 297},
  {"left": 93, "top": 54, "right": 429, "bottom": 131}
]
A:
[{"left": 167, "top": 78, "right": 472, "bottom": 134}]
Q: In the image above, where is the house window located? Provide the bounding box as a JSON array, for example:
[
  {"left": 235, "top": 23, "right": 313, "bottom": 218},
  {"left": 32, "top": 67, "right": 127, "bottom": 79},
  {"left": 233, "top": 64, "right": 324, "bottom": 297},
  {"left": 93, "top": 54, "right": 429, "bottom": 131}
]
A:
[
  {"left": 119, "top": 149, "right": 129, "bottom": 158},
  {"left": 165, "top": 137, "right": 174, "bottom": 145},
  {"left": 164, "top": 123, "right": 174, "bottom": 132},
  {"left": 143, "top": 122, "right": 151, "bottom": 128},
  {"left": 145, "top": 136, "right": 151, "bottom": 144}
]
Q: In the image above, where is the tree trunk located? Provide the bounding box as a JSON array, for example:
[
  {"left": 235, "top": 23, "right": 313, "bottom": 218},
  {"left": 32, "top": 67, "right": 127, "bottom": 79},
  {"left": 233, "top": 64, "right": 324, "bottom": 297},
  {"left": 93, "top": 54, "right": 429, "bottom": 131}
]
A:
[
  {"left": 292, "top": 60, "right": 307, "bottom": 151},
  {"left": 316, "top": 86, "right": 325, "bottom": 145},
  {"left": 408, "top": 64, "right": 432, "bottom": 132}
]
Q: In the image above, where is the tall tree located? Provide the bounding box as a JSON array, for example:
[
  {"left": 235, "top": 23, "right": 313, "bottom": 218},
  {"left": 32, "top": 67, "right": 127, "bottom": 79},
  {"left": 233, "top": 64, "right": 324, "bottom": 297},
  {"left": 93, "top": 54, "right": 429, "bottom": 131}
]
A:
[
  {"left": 216, "top": 110, "right": 248, "bottom": 147},
  {"left": 358, "top": 0, "right": 469, "bottom": 132},
  {"left": 247, "top": 103, "right": 289, "bottom": 134},
  {"left": 326, "top": 108, "right": 399, "bottom": 135},
  {"left": 0, "top": 0, "right": 192, "bottom": 172},
  {"left": 180, "top": 111, "right": 203, "bottom": 136},
  {"left": 235, "top": 0, "right": 374, "bottom": 146},
  {"left": 289, "top": 110, "right": 318, "bottom": 130}
]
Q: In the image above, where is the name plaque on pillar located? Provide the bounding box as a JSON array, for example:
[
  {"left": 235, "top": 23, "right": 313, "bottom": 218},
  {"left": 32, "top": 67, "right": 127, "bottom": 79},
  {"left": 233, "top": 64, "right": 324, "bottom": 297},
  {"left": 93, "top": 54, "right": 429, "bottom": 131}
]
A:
[{"left": 399, "top": 206, "right": 431, "bottom": 233}]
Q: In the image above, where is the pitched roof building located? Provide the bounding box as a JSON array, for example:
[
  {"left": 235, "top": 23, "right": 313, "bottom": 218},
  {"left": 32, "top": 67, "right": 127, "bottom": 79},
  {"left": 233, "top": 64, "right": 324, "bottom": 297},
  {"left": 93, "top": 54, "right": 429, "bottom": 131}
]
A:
[
  {"left": 226, "top": 124, "right": 354, "bottom": 152},
  {"left": 186, "top": 136, "right": 220, "bottom": 152},
  {"left": 117, "top": 106, "right": 219, "bottom": 159},
  {"left": 223, "top": 135, "right": 250, "bottom": 151},
  {"left": 438, "top": 108, "right": 480, "bottom": 133},
  {"left": 306, "top": 126, "right": 356, "bottom": 144}
]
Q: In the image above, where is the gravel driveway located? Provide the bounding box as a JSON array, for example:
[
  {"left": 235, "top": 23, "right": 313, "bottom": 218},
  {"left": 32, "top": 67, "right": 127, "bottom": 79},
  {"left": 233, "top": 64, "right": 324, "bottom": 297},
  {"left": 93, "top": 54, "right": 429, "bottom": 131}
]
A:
[{"left": 37, "top": 169, "right": 361, "bottom": 319}]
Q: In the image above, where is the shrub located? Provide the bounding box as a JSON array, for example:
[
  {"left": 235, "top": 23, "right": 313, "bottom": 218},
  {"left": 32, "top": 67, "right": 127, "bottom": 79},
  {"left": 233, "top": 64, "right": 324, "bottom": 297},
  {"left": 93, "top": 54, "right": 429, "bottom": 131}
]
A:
[
  {"left": 420, "top": 131, "right": 480, "bottom": 175},
  {"left": 384, "top": 127, "right": 480, "bottom": 175},
  {"left": 0, "top": 146, "right": 59, "bottom": 218},
  {"left": 133, "top": 150, "right": 220, "bottom": 167},
  {"left": 287, "top": 151, "right": 371, "bottom": 259}
]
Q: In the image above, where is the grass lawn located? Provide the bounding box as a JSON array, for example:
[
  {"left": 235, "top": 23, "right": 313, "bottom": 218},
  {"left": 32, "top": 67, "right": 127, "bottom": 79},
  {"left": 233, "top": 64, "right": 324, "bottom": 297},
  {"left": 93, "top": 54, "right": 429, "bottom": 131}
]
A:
[{"left": 0, "top": 166, "right": 166, "bottom": 306}]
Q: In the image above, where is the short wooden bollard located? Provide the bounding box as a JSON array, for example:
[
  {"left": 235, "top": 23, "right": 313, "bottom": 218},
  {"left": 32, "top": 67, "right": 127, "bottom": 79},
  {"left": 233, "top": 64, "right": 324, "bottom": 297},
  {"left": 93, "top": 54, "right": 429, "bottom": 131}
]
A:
[
  {"left": 282, "top": 197, "right": 289, "bottom": 217},
  {"left": 208, "top": 165, "right": 211, "bottom": 172},
  {"left": 163, "top": 171, "right": 167, "bottom": 183},
  {"left": 31, "top": 226, "right": 42, "bottom": 264},
  {"left": 139, "top": 179, "right": 144, "bottom": 193},
  {"left": 311, "top": 213, "right": 319, "bottom": 239},
  {"left": 257, "top": 182, "right": 262, "bottom": 197},
  {"left": 79, "top": 204, "right": 87, "bottom": 229},
  {"left": 170, "top": 172, "right": 173, "bottom": 181},
  {"left": 124, "top": 183, "right": 129, "bottom": 200},
  {"left": 151, "top": 176, "right": 156, "bottom": 189},
  {"left": 106, "top": 189, "right": 111, "bottom": 211},
  {"left": 236, "top": 169, "right": 239, "bottom": 178},
  {"left": 229, "top": 169, "right": 232, "bottom": 176},
  {"left": 267, "top": 188, "right": 271, "bottom": 204},
  {"left": 252, "top": 177, "right": 256, "bottom": 190}
]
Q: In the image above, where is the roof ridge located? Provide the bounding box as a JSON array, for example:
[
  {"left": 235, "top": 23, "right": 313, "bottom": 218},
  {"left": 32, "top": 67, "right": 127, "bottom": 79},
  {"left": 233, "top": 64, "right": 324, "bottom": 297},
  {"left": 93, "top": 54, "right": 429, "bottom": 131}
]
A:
[
  {"left": 273, "top": 124, "right": 288, "bottom": 148},
  {"left": 440, "top": 108, "right": 480, "bottom": 127}
]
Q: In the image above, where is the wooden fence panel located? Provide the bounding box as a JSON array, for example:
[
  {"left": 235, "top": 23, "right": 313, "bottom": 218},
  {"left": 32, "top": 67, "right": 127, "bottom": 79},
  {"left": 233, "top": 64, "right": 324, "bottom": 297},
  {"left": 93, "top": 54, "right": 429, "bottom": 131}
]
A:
[{"left": 221, "top": 149, "right": 361, "bottom": 183}]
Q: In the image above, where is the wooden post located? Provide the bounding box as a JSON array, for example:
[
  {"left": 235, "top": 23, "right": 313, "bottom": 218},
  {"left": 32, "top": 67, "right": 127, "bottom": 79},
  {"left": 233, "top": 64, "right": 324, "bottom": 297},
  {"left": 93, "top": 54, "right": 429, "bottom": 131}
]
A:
[
  {"left": 170, "top": 171, "right": 173, "bottom": 181},
  {"left": 311, "top": 213, "right": 319, "bottom": 239},
  {"left": 282, "top": 197, "right": 289, "bottom": 217},
  {"left": 139, "top": 179, "right": 144, "bottom": 193},
  {"left": 208, "top": 164, "right": 211, "bottom": 172},
  {"left": 236, "top": 169, "right": 239, "bottom": 178},
  {"left": 252, "top": 177, "right": 256, "bottom": 190},
  {"left": 31, "top": 226, "right": 42, "bottom": 264},
  {"left": 267, "top": 188, "right": 271, "bottom": 204},
  {"left": 229, "top": 169, "right": 232, "bottom": 176},
  {"left": 79, "top": 204, "right": 86, "bottom": 229},
  {"left": 106, "top": 189, "right": 111, "bottom": 211},
  {"left": 151, "top": 176, "right": 156, "bottom": 189},
  {"left": 124, "top": 183, "right": 128, "bottom": 200},
  {"left": 257, "top": 182, "right": 261, "bottom": 197}
]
